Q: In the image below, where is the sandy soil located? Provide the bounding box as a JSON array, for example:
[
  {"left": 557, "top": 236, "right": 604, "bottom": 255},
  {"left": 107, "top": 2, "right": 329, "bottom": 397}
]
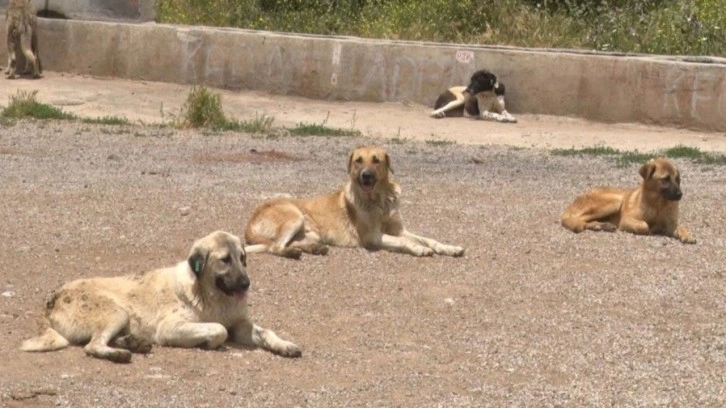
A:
[
  {"left": 0, "top": 75, "right": 725, "bottom": 407},
  {"left": 1, "top": 72, "right": 726, "bottom": 152}
]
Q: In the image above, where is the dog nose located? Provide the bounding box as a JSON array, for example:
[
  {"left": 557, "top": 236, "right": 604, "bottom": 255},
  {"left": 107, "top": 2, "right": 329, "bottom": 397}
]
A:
[
  {"left": 236, "top": 274, "right": 250, "bottom": 291},
  {"left": 361, "top": 170, "right": 375, "bottom": 181},
  {"left": 674, "top": 190, "right": 683, "bottom": 199}
]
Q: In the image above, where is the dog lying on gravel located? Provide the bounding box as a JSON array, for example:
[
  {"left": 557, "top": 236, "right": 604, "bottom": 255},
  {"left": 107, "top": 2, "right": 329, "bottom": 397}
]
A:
[
  {"left": 430, "top": 69, "right": 516, "bottom": 123},
  {"left": 21, "top": 231, "right": 302, "bottom": 363},
  {"left": 561, "top": 157, "right": 695, "bottom": 244},
  {"left": 244, "top": 146, "right": 466, "bottom": 258}
]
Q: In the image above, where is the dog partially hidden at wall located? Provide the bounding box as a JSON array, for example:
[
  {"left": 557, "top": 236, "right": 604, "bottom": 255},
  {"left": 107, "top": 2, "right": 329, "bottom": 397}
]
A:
[
  {"left": 430, "top": 69, "right": 515, "bottom": 123},
  {"left": 5, "top": 0, "right": 42, "bottom": 79}
]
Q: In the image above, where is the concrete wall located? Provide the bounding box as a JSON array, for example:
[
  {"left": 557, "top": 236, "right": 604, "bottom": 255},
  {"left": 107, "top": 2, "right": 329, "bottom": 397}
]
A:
[{"left": 3, "top": 18, "right": 726, "bottom": 131}]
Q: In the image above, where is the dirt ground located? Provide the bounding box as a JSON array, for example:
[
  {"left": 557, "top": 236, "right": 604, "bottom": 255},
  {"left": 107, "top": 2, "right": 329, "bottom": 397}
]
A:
[
  {"left": 1, "top": 75, "right": 726, "bottom": 407},
  {"left": 2, "top": 72, "right": 726, "bottom": 152}
]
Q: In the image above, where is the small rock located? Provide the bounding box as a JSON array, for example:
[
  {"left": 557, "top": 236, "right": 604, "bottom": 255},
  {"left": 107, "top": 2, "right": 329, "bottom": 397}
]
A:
[
  {"left": 1, "top": 291, "right": 15, "bottom": 297},
  {"left": 180, "top": 206, "right": 192, "bottom": 216}
]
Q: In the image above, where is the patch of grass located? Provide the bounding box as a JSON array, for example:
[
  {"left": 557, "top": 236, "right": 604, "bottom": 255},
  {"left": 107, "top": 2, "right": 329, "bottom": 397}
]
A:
[
  {"left": 2, "top": 90, "right": 76, "bottom": 120},
  {"left": 174, "top": 86, "right": 276, "bottom": 134},
  {"left": 82, "top": 115, "right": 132, "bottom": 126},
  {"left": 287, "top": 122, "right": 361, "bottom": 137},
  {"left": 176, "top": 86, "right": 229, "bottom": 129},
  {"left": 551, "top": 145, "right": 726, "bottom": 166},
  {"left": 664, "top": 145, "right": 726, "bottom": 165},
  {"left": 425, "top": 139, "right": 455, "bottom": 146},
  {"left": 550, "top": 146, "right": 621, "bottom": 157},
  {"left": 616, "top": 151, "right": 655, "bottom": 167},
  {"left": 225, "top": 114, "right": 276, "bottom": 134}
]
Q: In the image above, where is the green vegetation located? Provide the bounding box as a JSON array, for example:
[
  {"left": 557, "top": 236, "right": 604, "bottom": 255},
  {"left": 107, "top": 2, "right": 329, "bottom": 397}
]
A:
[
  {"left": 2, "top": 90, "right": 76, "bottom": 120},
  {"left": 82, "top": 116, "right": 132, "bottom": 126},
  {"left": 176, "top": 85, "right": 268, "bottom": 132},
  {"left": 175, "top": 86, "right": 276, "bottom": 133},
  {"left": 287, "top": 122, "right": 361, "bottom": 137},
  {"left": 176, "top": 85, "right": 229, "bottom": 129},
  {"left": 1, "top": 91, "right": 135, "bottom": 126},
  {"left": 425, "top": 138, "right": 455, "bottom": 146},
  {"left": 156, "top": 0, "right": 726, "bottom": 56},
  {"left": 236, "top": 114, "right": 276, "bottom": 134},
  {"left": 662, "top": 145, "right": 726, "bottom": 164},
  {"left": 551, "top": 145, "right": 726, "bottom": 166}
]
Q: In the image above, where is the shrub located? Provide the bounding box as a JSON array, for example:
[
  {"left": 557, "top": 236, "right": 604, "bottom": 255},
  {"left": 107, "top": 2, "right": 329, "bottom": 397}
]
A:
[{"left": 156, "top": 0, "right": 726, "bottom": 56}]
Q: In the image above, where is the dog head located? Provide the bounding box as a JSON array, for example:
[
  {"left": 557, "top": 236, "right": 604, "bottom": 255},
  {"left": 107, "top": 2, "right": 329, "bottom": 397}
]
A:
[
  {"left": 347, "top": 146, "right": 393, "bottom": 193},
  {"left": 187, "top": 231, "right": 250, "bottom": 301},
  {"left": 465, "top": 70, "right": 499, "bottom": 96},
  {"left": 639, "top": 157, "right": 682, "bottom": 201}
]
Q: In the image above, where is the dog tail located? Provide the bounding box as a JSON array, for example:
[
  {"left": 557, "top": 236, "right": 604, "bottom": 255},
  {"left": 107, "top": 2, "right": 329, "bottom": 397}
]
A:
[
  {"left": 20, "top": 328, "right": 70, "bottom": 352},
  {"left": 244, "top": 244, "right": 270, "bottom": 254}
]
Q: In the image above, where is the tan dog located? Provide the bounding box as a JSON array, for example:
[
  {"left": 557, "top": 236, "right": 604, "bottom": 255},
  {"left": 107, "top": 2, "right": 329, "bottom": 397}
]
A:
[
  {"left": 20, "top": 231, "right": 301, "bottom": 363},
  {"left": 561, "top": 157, "right": 695, "bottom": 244},
  {"left": 244, "top": 146, "right": 465, "bottom": 258},
  {"left": 5, "top": 0, "right": 42, "bottom": 79}
]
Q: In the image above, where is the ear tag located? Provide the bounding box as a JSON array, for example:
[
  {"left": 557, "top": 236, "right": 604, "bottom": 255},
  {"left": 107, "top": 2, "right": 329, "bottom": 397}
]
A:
[{"left": 193, "top": 259, "right": 201, "bottom": 275}]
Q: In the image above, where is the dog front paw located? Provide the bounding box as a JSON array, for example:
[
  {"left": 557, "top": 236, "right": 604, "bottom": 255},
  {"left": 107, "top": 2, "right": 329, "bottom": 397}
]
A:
[
  {"left": 281, "top": 247, "right": 303, "bottom": 259},
  {"left": 679, "top": 235, "right": 697, "bottom": 244},
  {"left": 430, "top": 111, "right": 445, "bottom": 119},
  {"left": 435, "top": 244, "right": 465, "bottom": 257},
  {"left": 413, "top": 246, "right": 434, "bottom": 257},
  {"left": 310, "top": 243, "right": 329, "bottom": 255},
  {"left": 113, "top": 334, "right": 153, "bottom": 354},
  {"left": 675, "top": 226, "right": 696, "bottom": 244},
  {"left": 449, "top": 246, "right": 465, "bottom": 257},
  {"left": 275, "top": 341, "right": 302, "bottom": 358}
]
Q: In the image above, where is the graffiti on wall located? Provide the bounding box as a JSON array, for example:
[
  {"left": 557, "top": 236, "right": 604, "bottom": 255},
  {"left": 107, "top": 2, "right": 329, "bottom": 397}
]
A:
[{"left": 663, "top": 69, "right": 726, "bottom": 123}]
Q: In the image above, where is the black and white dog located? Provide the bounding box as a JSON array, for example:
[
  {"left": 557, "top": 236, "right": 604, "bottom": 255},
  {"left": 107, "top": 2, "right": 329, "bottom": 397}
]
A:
[{"left": 430, "top": 69, "right": 516, "bottom": 123}]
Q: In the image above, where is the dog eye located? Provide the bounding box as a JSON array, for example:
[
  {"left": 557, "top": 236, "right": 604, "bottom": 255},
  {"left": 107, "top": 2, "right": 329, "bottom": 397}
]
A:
[
  {"left": 355, "top": 157, "right": 363, "bottom": 163},
  {"left": 240, "top": 254, "right": 247, "bottom": 267},
  {"left": 372, "top": 156, "right": 380, "bottom": 164},
  {"left": 221, "top": 255, "right": 231, "bottom": 264}
]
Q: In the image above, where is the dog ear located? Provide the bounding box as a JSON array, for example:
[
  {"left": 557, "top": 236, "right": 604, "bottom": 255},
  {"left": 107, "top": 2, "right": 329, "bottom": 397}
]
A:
[
  {"left": 347, "top": 150, "right": 355, "bottom": 173},
  {"left": 385, "top": 152, "right": 394, "bottom": 174},
  {"left": 639, "top": 160, "right": 656, "bottom": 180},
  {"left": 187, "top": 246, "right": 209, "bottom": 277}
]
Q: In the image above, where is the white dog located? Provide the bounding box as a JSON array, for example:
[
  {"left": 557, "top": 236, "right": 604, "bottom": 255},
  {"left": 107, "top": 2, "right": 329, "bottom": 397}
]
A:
[{"left": 21, "top": 231, "right": 301, "bottom": 363}]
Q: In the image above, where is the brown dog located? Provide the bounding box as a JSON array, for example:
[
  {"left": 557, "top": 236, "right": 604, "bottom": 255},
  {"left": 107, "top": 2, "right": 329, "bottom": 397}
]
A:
[
  {"left": 244, "top": 146, "right": 465, "bottom": 258},
  {"left": 560, "top": 157, "right": 695, "bottom": 244},
  {"left": 5, "top": 0, "right": 42, "bottom": 79}
]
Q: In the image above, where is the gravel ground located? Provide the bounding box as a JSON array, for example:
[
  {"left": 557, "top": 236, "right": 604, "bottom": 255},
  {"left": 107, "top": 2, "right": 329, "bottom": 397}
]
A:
[{"left": 1, "top": 121, "right": 725, "bottom": 407}]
